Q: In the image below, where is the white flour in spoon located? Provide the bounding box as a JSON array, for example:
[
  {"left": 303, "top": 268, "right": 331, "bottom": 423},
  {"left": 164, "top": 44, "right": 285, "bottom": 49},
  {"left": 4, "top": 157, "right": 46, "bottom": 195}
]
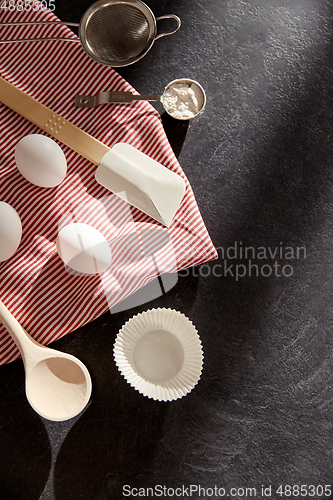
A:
[{"left": 162, "top": 82, "right": 203, "bottom": 119}]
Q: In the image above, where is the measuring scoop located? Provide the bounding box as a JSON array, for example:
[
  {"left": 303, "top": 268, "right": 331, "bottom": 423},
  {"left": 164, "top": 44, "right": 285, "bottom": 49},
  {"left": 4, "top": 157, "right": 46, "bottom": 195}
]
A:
[
  {"left": 0, "top": 299, "right": 92, "bottom": 421},
  {"left": 75, "top": 78, "right": 206, "bottom": 120}
]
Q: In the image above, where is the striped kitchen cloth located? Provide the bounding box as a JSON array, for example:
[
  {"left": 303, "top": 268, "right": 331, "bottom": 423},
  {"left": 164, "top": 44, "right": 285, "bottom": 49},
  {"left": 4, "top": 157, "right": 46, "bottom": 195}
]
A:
[{"left": 0, "top": 2, "right": 217, "bottom": 364}]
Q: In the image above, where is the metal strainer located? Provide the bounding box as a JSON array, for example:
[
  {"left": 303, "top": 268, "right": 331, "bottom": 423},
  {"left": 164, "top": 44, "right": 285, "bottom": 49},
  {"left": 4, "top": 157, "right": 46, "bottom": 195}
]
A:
[{"left": 0, "top": 0, "right": 181, "bottom": 67}]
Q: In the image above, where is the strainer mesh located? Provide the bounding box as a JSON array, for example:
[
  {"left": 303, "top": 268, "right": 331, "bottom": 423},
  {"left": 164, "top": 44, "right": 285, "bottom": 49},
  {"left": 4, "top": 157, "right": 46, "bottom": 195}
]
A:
[{"left": 85, "top": 4, "right": 150, "bottom": 64}]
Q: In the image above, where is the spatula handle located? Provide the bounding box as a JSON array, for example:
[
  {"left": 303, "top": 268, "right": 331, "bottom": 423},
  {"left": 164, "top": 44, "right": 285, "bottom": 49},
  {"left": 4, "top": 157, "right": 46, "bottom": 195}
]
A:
[{"left": 0, "top": 77, "right": 110, "bottom": 165}]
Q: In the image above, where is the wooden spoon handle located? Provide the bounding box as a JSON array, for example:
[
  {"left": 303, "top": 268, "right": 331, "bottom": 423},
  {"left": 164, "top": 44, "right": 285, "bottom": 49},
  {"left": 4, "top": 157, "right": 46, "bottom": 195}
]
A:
[{"left": 0, "top": 299, "right": 37, "bottom": 359}]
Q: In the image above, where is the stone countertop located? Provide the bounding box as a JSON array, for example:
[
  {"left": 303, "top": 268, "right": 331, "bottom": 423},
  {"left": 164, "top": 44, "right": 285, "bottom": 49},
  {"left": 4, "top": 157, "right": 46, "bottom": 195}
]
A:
[{"left": 1, "top": 0, "right": 333, "bottom": 499}]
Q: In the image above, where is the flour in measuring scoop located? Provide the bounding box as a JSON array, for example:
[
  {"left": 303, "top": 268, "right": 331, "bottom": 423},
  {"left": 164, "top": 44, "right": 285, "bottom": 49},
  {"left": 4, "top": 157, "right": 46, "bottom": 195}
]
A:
[{"left": 162, "top": 82, "right": 203, "bottom": 119}]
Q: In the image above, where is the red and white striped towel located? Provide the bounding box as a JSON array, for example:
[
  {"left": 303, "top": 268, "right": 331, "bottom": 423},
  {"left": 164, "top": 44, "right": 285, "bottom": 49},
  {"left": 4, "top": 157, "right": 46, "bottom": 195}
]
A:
[{"left": 0, "top": 3, "right": 217, "bottom": 364}]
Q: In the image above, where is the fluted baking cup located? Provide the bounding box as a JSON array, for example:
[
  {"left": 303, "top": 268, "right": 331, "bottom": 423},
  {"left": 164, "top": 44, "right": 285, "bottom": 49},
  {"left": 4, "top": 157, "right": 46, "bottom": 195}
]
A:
[{"left": 113, "top": 308, "right": 203, "bottom": 401}]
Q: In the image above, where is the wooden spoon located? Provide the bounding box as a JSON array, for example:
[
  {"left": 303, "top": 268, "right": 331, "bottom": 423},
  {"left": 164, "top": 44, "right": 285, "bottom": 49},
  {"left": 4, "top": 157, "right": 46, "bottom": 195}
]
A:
[{"left": 0, "top": 299, "right": 92, "bottom": 421}]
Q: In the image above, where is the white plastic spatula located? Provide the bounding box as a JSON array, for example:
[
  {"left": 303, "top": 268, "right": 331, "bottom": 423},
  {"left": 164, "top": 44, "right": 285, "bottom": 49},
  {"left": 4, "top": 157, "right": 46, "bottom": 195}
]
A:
[
  {"left": 0, "top": 77, "right": 185, "bottom": 226},
  {"left": 95, "top": 143, "right": 185, "bottom": 226},
  {"left": 0, "top": 299, "right": 92, "bottom": 421}
]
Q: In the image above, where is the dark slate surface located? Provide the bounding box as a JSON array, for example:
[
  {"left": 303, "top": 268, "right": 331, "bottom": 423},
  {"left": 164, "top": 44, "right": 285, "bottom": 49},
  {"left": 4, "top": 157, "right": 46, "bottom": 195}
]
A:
[{"left": 1, "top": 0, "right": 333, "bottom": 499}]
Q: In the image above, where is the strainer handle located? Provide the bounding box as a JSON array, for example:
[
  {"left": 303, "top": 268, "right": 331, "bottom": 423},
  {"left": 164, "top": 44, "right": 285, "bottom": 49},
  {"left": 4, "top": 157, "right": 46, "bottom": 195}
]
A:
[
  {"left": 155, "top": 15, "right": 181, "bottom": 40},
  {"left": 0, "top": 21, "right": 80, "bottom": 44}
]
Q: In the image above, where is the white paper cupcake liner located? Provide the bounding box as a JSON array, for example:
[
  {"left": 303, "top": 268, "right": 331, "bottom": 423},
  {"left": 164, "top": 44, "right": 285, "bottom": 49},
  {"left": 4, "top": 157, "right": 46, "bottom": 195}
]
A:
[{"left": 113, "top": 308, "right": 204, "bottom": 401}]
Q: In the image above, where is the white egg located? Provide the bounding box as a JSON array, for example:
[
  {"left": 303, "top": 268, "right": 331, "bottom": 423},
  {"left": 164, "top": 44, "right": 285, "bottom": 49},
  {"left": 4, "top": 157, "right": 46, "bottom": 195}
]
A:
[
  {"left": 0, "top": 202, "right": 22, "bottom": 262},
  {"left": 15, "top": 134, "right": 67, "bottom": 188},
  {"left": 56, "top": 223, "right": 112, "bottom": 275}
]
